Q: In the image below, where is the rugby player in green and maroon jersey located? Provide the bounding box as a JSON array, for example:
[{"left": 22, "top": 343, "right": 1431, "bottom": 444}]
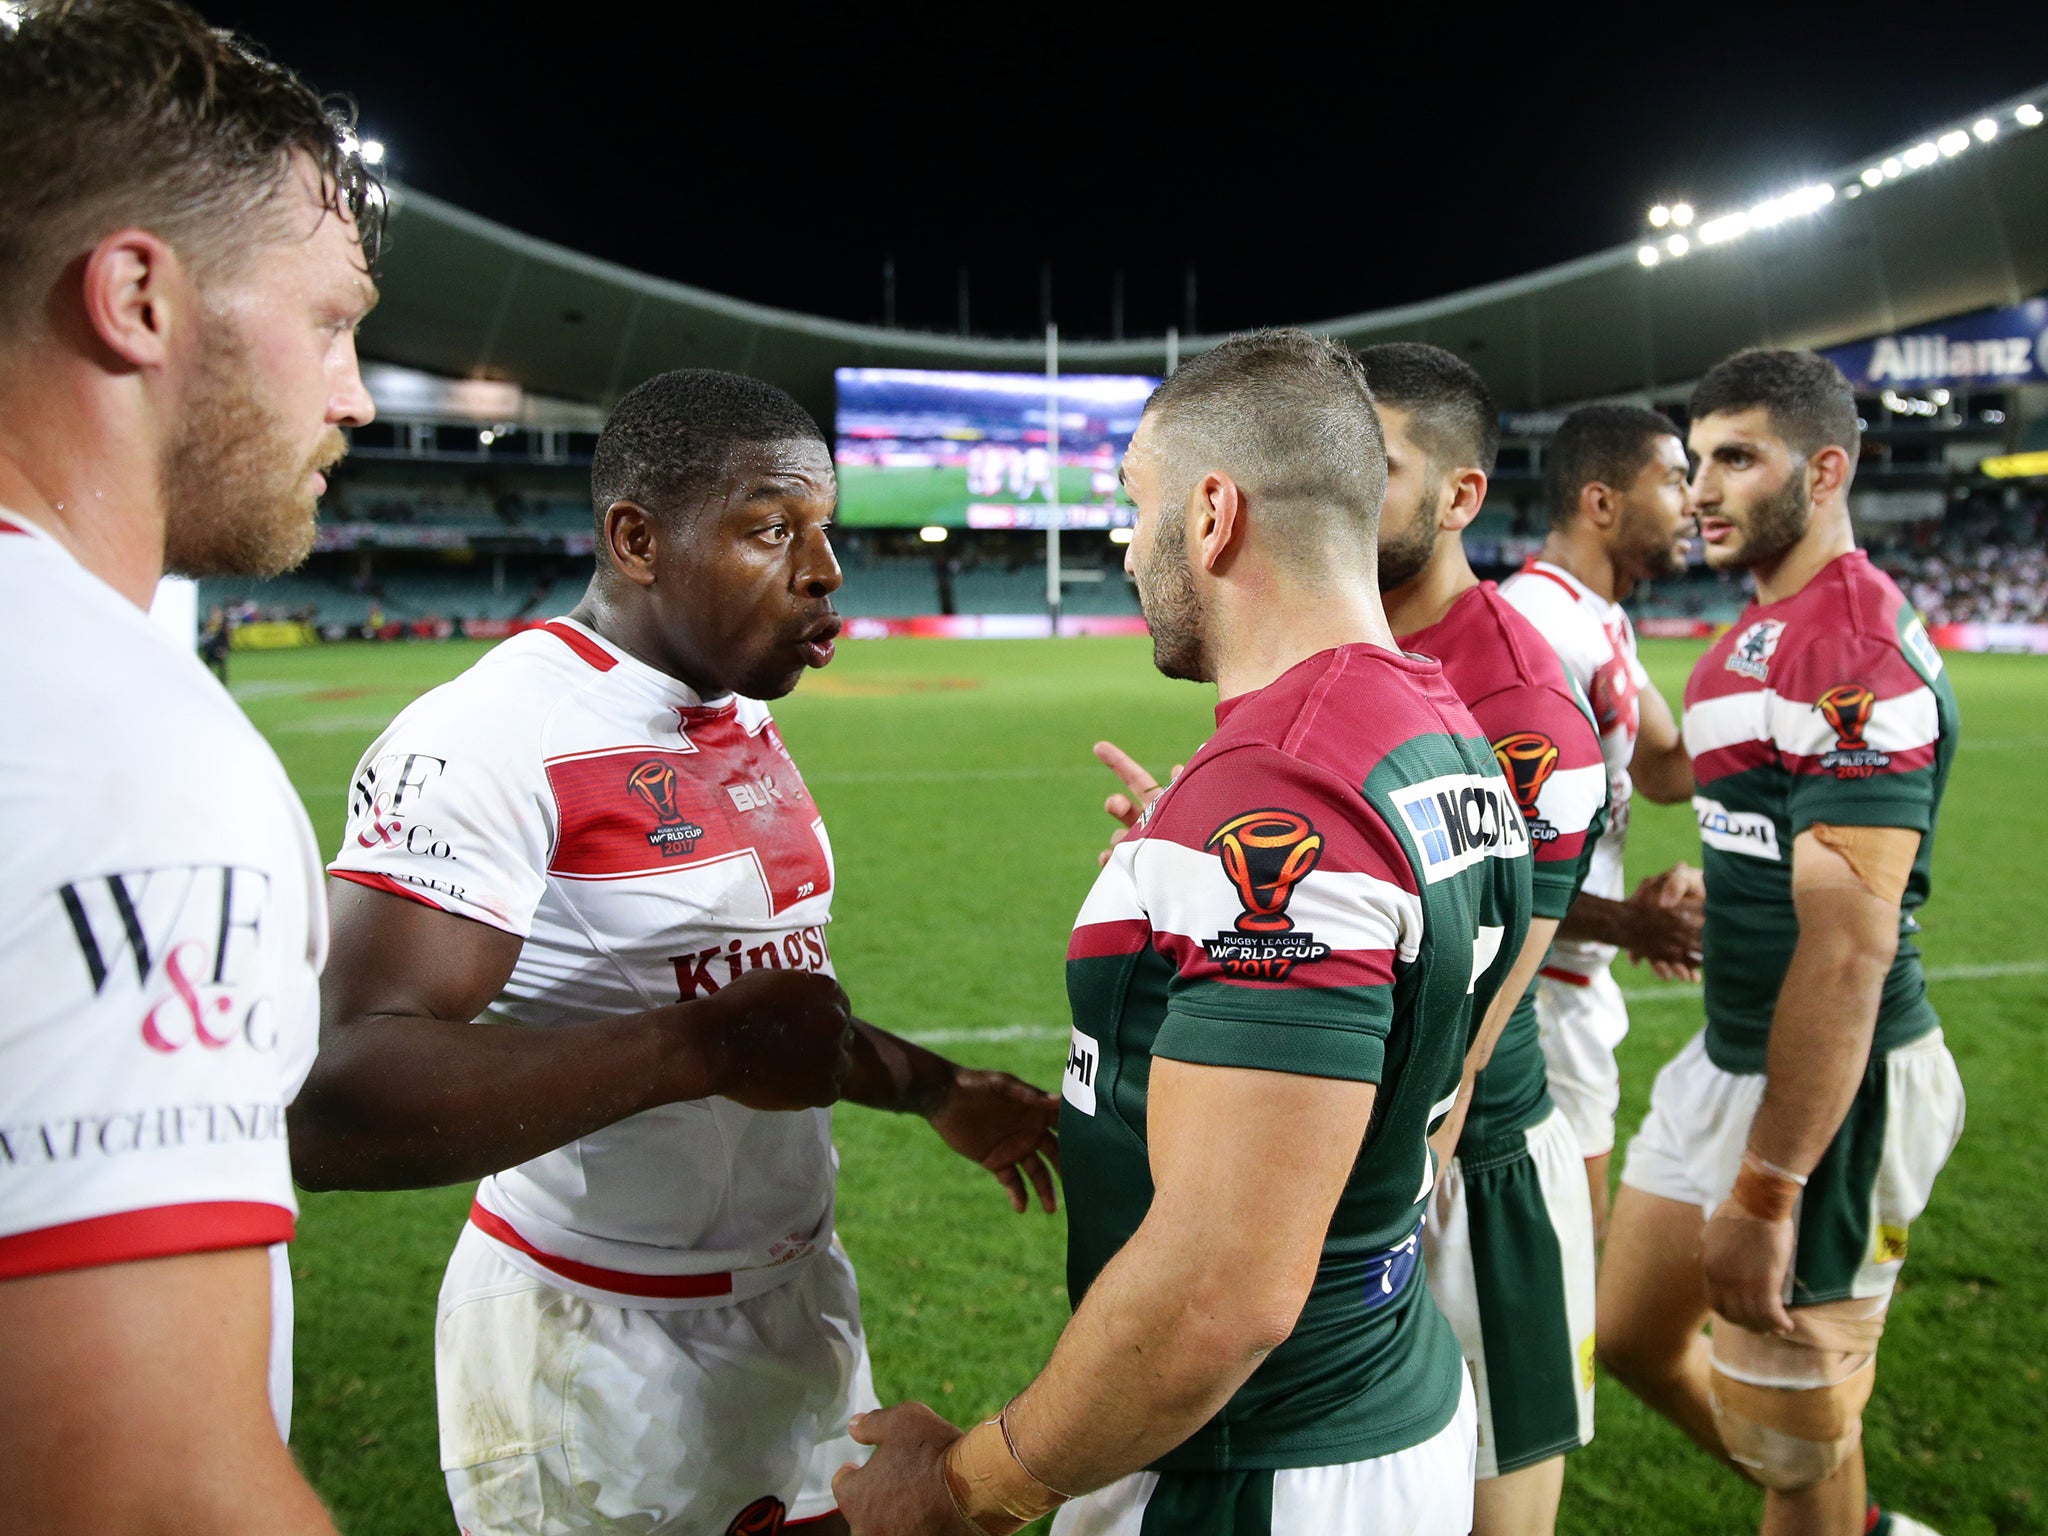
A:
[
  {"left": 1359, "top": 343, "right": 1611, "bottom": 1536},
  {"left": 1599, "top": 351, "right": 1961, "bottom": 1536},
  {"left": 836, "top": 330, "right": 1531, "bottom": 1536}
]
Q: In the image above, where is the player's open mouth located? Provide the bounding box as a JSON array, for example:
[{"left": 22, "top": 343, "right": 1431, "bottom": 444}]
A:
[
  {"left": 1697, "top": 517, "right": 1733, "bottom": 544},
  {"left": 798, "top": 617, "right": 841, "bottom": 668}
]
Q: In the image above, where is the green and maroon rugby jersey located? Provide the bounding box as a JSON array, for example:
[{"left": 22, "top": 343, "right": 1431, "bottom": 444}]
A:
[
  {"left": 1684, "top": 551, "right": 1958, "bottom": 1074},
  {"left": 1401, "top": 583, "right": 1609, "bottom": 1147},
  {"left": 1062, "top": 643, "right": 1532, "bottom": 1470}
]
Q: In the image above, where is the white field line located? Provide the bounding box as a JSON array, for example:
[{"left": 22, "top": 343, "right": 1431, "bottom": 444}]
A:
[{"left": 901, "top": 959, "right": 2048, "bottom": 1047}]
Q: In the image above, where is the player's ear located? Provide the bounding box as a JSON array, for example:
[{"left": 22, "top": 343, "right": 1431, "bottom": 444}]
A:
[
  {"left": 1583, "top": 480, "right": 1620, "bottom": 531},
  {"left": 1440, "top": 468, "right": 1489, "bottom": 534},
  {"left": 602, "top": 500, "right": 660, "bottom": 587},
  {"left": 79, "top": 227, "right": 187, "bottom": 371},
  {"left": 1196, "top": 471, "right": 1242, "bottom": 573},
  {"left": 1808, "top": 444, "right": 1852, "bottom": 505}
]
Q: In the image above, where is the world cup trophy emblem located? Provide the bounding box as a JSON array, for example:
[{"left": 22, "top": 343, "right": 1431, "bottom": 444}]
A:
[
  {"left": 1206, "top": 810, "right": 1323, "bottom": 934},
  {"left": 1491, "top": 731, "right": 1560, "bottom": 822},
  {"left": 722, "top": 1495, "right": 786, "bottom": 1535},
  {"left": 628, "top": 760, "right": 704, "bottom": 855},
  {"left": 1816, "top": 683, "right": 1876, "bottom": 748}
]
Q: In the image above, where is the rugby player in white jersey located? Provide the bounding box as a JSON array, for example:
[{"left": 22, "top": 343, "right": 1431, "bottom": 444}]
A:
[
  {"left": 296, "top": 369, "right": 1063, "bottom": 1536},
  {"left": 0, "top": 3, "right": 381, "bottom": 1530},
  {"left": 1499, "top": 403, "right": 1704, "bottom": 1237}
]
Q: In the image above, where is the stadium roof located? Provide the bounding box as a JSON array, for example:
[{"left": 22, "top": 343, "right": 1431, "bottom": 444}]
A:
[{"left": 359, "top": 83, "right": 2048, "bottom": 422}]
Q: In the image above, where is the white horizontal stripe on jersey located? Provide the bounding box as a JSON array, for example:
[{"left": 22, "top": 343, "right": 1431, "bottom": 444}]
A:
[
  {"left": 1533, "top": 760, "right": 1610, "bottom": 835},
  {"left": 1130, "top": 838, "right": 1423, "bottom": 961},
  {"left": 1684, "top": 685, "right": 1939, "bottom": 760}
]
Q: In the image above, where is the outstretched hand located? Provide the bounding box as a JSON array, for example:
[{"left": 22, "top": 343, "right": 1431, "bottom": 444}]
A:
[
  {"left": 1092, "top": 740, "right": 1182, "bottom": 866},
  {"left": 929, "top": 1070, "right": 1062, "bottom": 1213}
]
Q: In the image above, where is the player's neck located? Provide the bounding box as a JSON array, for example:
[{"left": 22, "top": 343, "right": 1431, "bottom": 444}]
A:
[
  {"left": 1382, "top": 539, "right": 1479, "bottom": 640},
  {"left": 1536, "top": 526, "right": 1622, "bottom": 604},
  {"left": 0, "top": 391, "right": 166, "bottom": 609},
  {"left": 1751, "top": 503, "right": 1856, "bottom": 607},
  {"left": 568, "top": 587, "right": 719, "bottom": 697},
  {"left": 1209, "top": 568, "right": 1397, "bottom": 702}
]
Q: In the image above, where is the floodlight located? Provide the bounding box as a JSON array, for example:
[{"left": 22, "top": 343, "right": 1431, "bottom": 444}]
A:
[
  {"left": 1974, "top": 118, "right": 1999, "bottom": 142},
  {"left": 1882, "top": 157, "right": 1903, "bottom": 178},
  {"left": 1671, "top": 202, "right": 1694, "bottom": 226},
  {"left": 2018, "top": 104, "right": 2044, "bottom": 128},
  {"left": 918, "top": 525, "right": 948, "bottom": 543},
  {"left": 1931, "top": 388, "right": 1952, "bottom": 405},
  {"left": 1905, "top": 142, "right": 1938, "bottom": 167},
  {"left": 1649, "top": 205, "right": 1671, "bottom": 227},
  {"left": 1666, "top": 234, "right": 1689, "bottom": 256},
  {"left": 1861, "top": 167, "right": 1884, "bottom": 187},
  {"left": 1844, "top": 184, "right": 1863, "bottom": 200},
  {"left": 0, "top": 1, "right": 22, "bottom": 31},
  {"left": 1637, "top": 244, "right": 1660, "bottom": 267},
  {"left": 1110, "top": 527, "right": 1134, "bottom": 545},
  {"left": 1938, "top": 130, "right": 1969, "bottom": 157},
  {"left": 1698, "top": 214, "right": 1747, "bottom": 245},
  {"left": 478, "top": 429, "right": 496, "bottom": 446},
  {"left": 361, "top": 139, "right": 387, "bottom": 166}
]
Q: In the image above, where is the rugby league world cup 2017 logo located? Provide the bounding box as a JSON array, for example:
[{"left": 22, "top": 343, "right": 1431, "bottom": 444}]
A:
[
  {"left": 1201, "top": 810, "right": 1331, "bottom": 981},
  {"left": 628, "top": 760, "right": 706, "bottom": 857},
  {"left": 723, "top": 1495, "right": 786, "bottom": 1535},
  {"left": 1491, "top": 732, "right": 1561, "bottom": 842},
  {"left": 1816, "top": 683, "right": 1890, "bottom": 780}
]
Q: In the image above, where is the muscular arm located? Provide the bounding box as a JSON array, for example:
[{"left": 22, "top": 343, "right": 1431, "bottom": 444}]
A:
[
  {"left": 288, "top": 880, "right": 848, "bottom": 1191},
  {"left": 0, "top": 1250, "right": 336, "bottom": 1535},
  {"left": 1745, "top": 828, "right": 1913, "bottom": 1174},
  {"left": 1629, "top": 682, "right": 1694, "bottom": 804},
  {"left": 1003, "top": 1060, "right": 1377, "bottom": 1488}
]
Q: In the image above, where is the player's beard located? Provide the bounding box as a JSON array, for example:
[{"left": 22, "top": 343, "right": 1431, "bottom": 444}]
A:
[
  {"left": 161, "top": 314, "right": 340, "bottom": 579},
  {"left": 1136, "top": 510, "right": 1208, "bottom": 682},
  {"left": 1618, "top": 499, "right": 1690, "bottom": 582},
  {"left": 1376, "top": 483, "right": 1441, "bottom": 594},
  {"left": 1712, "top": 469, "right": 1809, "bottom": 574}
]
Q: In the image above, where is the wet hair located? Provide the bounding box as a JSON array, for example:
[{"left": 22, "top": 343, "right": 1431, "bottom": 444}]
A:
[
  {"left": 1354, "top": 341, "right": 1500, "bottom": 476},
  {"left": 1545, "top": 403, "right": 1683, "bottom": 529},
  {"left": 1689, "top": 348, "right": 1860, "bottom": 470},
  {"left": 0, "top": 0, "right": 384, "bottom": 342},
  {"left": 590, "top": 369, "right": 825, "bottom": 531},
  {"left": 1143, "top": 327, "right": 1386, "bottom": 553}
]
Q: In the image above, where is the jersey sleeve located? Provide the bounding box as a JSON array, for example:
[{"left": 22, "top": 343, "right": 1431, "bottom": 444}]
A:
[
  {"left": 0, "top": 766, "right": 308, "bottom": 1278},
  {"left": 1465, "top": 684, "right": 1609, "bottom": 920},
  {"left": 1772, "top": 631, "right": 1944, "bottom": 835},
  {"left": 327, "top": 690, "right": 552, "bottom": 937},
  {"left": 1124, "top": 745, "right": 1422, "bottom": 1085}
]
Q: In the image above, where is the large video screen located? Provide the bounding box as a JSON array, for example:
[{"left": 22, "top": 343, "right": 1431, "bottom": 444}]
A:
[{"left": 833, "top": 368, "right": 1158, "bottom": 528}]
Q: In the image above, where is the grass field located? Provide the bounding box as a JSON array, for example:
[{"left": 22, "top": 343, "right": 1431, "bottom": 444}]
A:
[{"left": 235, "top": 636, "right": 2048, "bottom": 1536}]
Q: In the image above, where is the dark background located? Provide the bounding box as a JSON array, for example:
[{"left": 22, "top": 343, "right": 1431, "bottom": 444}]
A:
[{"left": 211, "top": 4, "right": 2048, "bottom": 339}]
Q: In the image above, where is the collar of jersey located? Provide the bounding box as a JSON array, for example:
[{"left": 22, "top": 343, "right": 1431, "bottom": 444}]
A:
[
  {"left": 545, "top": 614, "right": 737, "bottom": 711},
  {"left": 0, "top": 505, "right": 62, "bottom": 549},
  {"left": 1528, "top": 558, "right": 1607, "bottom": 607}
]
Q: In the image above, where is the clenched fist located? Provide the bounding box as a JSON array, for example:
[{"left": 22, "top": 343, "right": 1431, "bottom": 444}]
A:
[{"left": 675, "top": 969, "right": 855, "bottom": 1111}]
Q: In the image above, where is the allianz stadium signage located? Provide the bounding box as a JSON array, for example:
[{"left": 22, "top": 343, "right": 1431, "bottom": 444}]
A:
[{"left": 1824, "top": 296, "right": 2048, "bottom": 388}]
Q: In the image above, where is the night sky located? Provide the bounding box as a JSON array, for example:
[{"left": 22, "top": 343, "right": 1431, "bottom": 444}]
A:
[{"left": 210, "top": 5, "right": 2048, "bottom": 340}]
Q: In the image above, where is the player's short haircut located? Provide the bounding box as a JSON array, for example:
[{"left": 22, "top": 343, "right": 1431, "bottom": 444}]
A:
[
  {"left": 1142, "top": 328, "right": 1387, "bottom": 556},
  {"left": 591, "top": 369, "right": 825, "bottom": 531},
  {"left": 1354, "top": 342, "right": 1501, "bottom": 476},
  {"left": 1689, "top": 349, "right": 1860, "bottom": 470},
  {"left": 0, "top": 0, "right": 383, "bottom": 344},
  {"left": 1545, "top": 403, "right": 1684, "bottom": 530}
]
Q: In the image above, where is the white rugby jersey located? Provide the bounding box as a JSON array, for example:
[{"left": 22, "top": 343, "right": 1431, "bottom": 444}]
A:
[
  {"left": 329, "top": 618, "right": 839, "bottom": 1309},
  {"left": 0, "top": 509, "right": 324, "bottom": 1432},
  {"left": 1499, "top": 559, "right": 1650, "bottom": 979}
]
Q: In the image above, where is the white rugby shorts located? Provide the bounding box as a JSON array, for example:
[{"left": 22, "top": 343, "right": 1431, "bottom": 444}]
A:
[
  {"left": 1052, "top": 1368, "right": 1475, "bottom": 1536},
  {"left": 1533, "top": 965, "right": 1627, "bottom": 1158},
  {"left": 1426, "top": 1107, "right": 1598, "bottom": 1479},
  {"left": 1621, "top": 1027, "right": 1965, "bottom": 1303},
  {"left": 436, "top": 1222, "right": 877, "bottom": 1535}
]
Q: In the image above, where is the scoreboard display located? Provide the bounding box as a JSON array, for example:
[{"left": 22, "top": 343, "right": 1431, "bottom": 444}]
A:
[{"left": 833, "top": 368, "right": 1157, "bottom": 528}]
